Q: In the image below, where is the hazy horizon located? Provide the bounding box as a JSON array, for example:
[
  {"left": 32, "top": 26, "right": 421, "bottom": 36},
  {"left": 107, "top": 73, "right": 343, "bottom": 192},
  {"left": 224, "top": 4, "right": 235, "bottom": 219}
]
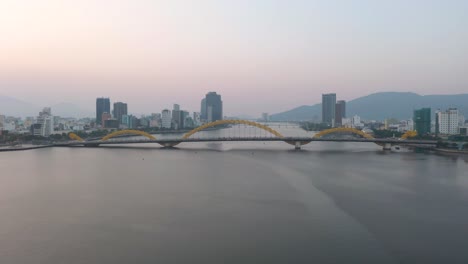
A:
[{"left": 1, "top": 0, "right": 467, "bottom": 116}]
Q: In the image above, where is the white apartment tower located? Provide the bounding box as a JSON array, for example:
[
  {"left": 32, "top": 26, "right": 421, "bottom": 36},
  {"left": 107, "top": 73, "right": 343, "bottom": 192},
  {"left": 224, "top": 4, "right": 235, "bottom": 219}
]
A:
[
  {"left": 161, "top": 109, "right": 172, "bottom": 129},
  {"left": 34, "top": 107, "right": 54, "bottom": 137},
  {"left": 437, "top": 108, "right": 459, "bottom": 135}
]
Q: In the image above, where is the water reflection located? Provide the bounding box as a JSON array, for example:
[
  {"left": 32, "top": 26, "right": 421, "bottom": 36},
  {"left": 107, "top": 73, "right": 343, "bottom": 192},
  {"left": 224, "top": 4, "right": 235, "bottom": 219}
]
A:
[{"left": 0, "top": 125, "right": 467, "bottom": 264}]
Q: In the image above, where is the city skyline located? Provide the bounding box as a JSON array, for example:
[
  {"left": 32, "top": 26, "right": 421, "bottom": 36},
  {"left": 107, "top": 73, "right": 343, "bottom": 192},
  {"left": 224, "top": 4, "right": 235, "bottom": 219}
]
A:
[{"left": 1, "top": 1, "right": 468, "bottom": 116}]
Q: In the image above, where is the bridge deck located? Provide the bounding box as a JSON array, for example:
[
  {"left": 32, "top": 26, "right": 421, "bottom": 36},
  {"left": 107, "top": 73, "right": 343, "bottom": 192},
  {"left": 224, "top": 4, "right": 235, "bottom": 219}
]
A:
[{"left": 56, "top": 137, "right": 438, "bottom": 146}]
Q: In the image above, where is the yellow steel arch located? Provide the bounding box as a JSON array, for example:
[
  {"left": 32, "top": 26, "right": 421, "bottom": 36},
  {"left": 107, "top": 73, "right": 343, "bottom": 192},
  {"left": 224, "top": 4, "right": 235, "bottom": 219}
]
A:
[
  {"left": 183, "top": 120, "right": 284, "bottom": 139},
  {"left": 314, "top": 127, "right": 374, "bottom": 139},
  {"left": 401, "top": 130, "right": 417, "bottom": 139},
  {"left": 101, "top": 130, "right": 156, "bottom": 141},
  {"left": 69, "top": 132, "right": 84, "bottom": 142}
]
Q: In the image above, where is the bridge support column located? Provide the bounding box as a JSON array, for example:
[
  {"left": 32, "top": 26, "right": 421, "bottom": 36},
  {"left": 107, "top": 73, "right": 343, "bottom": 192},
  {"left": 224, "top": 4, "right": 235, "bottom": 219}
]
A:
[
  {"left": 383, "top": 143, "right": 392, "bottom": 151},
  {"left": 84, "top": 143, "right": 100, "bottom": 147},
  {"left": 159, "top": 142, "right": 181, "bottom": 148},
  {"left": 295, "top": 141, "right": 301, "bottom": 150}
]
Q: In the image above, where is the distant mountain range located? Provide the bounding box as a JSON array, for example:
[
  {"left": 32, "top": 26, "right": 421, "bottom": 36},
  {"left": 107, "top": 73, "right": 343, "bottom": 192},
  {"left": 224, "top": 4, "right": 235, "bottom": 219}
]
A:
[
  {"left": 270, "top": 92, "right": 468, "bottom": 121},
  {"left": 0, "top": 96, "right": 93, "bottom": 118},
  {"left": 2, "top": 92, "right": 468, "bottom": 121}
]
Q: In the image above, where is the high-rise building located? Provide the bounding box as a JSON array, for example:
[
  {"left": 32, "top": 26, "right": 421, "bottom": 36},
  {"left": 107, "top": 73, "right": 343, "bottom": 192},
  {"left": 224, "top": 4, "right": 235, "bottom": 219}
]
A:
[
  {"left": 322, "top": 93, "right": 336, "bottom": 126},
  {"left": 96, "top": 98, "right": 110, "bottom": 126},
  {"left": 172, "top": 104, "right": 181, "bottom": 129},
  {"left": 180, "top": 110, "right": 189, "bottom": 128},
  {"left": 113, "top": 102, "right": 128, "bottom": 125},
  {"left": 262, "top": 113, "right": 270, "bottom": 122},
  {"left": 436, "top": 108, "right": 459, "bottom": 135},
  {"left": 200, "top": 98, "right": 207, "bottom": 121},
  {"left": 162, "top": 109, "right": 171, "bottom": 129},
  {"left": 204, "top": 92, "right": 223, "bottom": 122},
  {"left": 335, "top": 100, "right": 346, "bottom": 126},
  {"left": 413, "top": 108, "right": 431, "bottom": 135}
]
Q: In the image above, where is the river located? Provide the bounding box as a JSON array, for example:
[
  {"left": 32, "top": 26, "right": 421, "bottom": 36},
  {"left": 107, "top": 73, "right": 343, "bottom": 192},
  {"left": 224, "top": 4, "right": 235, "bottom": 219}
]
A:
[{"left": 0, "top": 124, "right": 467, "bottom": 263}]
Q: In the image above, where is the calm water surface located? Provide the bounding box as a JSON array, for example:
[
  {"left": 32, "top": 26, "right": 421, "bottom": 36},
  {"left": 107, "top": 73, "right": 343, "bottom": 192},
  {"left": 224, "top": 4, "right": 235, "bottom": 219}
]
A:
[{"left": 1, "top": 125, "right": 467, "bottom": 264}]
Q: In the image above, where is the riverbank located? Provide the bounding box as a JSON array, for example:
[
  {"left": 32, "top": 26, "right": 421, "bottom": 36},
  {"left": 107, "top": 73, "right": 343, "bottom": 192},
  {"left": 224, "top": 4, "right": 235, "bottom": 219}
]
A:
[
  {"left": 434, "top": 148, "right": 468, "bottom": 155},
  {"left": 0, "top": 145, "right": 52, "bottom": 152}
]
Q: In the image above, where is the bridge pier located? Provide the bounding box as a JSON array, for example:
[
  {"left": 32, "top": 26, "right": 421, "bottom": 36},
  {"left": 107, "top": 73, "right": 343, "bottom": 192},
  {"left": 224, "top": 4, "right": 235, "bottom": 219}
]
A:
[
  {"left": 84, "top": 143, "right": 100, "bottom": 147},
  {"left": 159, "top": 142, "right": 181, "bottom": 148},
  {"left": 383, "top": 143, "right": 392, "bottom": 151},
  {"left": 295, "top": 141, "right": 301, "bottom": 150}
]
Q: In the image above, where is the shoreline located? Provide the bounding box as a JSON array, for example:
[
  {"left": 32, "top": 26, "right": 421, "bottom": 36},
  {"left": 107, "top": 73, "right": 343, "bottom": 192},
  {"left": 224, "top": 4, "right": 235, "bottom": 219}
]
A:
[
  {"left": 2, "top": 143, "right": 467, "bottom": 155},
  {"left": 433, "top": 148, "right": 468, "bottom": 155},
  {"left": 0, "top": 145, "right": 52, "bottom": 152}
]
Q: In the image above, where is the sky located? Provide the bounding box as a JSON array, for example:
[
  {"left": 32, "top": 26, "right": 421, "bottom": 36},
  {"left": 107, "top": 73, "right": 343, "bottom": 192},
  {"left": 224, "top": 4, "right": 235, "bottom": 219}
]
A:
[{"left": 1, "top": 0, "right": 467, "bottom": 116}]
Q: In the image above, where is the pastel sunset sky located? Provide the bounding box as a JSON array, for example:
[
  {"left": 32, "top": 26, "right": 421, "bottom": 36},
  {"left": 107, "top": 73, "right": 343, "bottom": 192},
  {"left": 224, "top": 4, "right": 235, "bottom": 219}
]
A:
[{"left": 1, "top": 0, "right": 467, "bottom": 116}]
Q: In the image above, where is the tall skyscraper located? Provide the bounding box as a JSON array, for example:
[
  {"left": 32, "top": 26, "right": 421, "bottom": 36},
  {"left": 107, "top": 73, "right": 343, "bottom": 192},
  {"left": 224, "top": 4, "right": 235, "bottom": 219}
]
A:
[
  {"left": 96, "top": 97, "right": 110, "bottom": 126},
  {"left": 322, "top": 93, "right": 336, "bottom": 126},
  {"left": 204, "top": 92, "right": 223, "bottom": 122},
  {"left": 200, "top": 98, "right": 207, "bottom": 121},
  {"left": 113, "top": 102, "right": 128, "bottom": 125},
  {"left": 335, "top": 100, "right": 346, "bottom": 126},
  {"left": 413, "top": 108, "right": 431, "bottom": 135}
]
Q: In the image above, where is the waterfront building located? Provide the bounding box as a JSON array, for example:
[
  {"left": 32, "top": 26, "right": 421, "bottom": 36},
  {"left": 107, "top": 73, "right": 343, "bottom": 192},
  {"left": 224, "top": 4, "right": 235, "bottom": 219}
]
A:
[
  {"left": 172, "top": 104, "right": 181, "bottom": 129},
  {"left": 180, "top": 111, "right": 189, "bottom": 128},
  {"left": 352, "top": 115, "right": 362, "bottom": 128},
  {"left": 162, "top": 109, "right": 171, "bottom": 129},
  {"left": 139, "top": 117, "right": 149, "bottom": 128},
  {"left": 121, "top": 115, "right": 130, "bottom": 127},
  {"left": 459, "top": 114, "right": 465, "bottom": 127},
  {"left": 262, "top": 113, "right": 270, "bottom": 122},
  {"left": 33, "top": 107, "right": 54, "bottom": 137},
  {"left": 436, "top": 108, "right": 459, "bottom": 135},
  {"left": 149, "top": 113, "right": 161, "bottom": 128},
  {"left": 101, "top": 112, "right": 112, "bottom": 127},
  {"left": 335, "top": 100, "right": 346, "bottom": 126},
  {"left": 413, "top": 108, "right": 431, "bottom": 135},
  {"left": 96, "top": 98, "right": 110, "bottom": 126},
  {"left": 460, "top": 126, "right": 468, "bottom": 136},
  {"left": 104, "top": 119, "right": 119, "bottom": 129},
  {"left": 342, "top": 118, "right": 352, "bottom": 127},
  {"left": 204, "top": 92, "right": 223, "bottom": 122},
  {"left": 121, "top": 115, "right": 138, "bottom": 129},
  {"left": 113, "top": 102, "right": 128, "bottom": 125},
  {"left": 200, "top": 98, "right": 207, "bottom": 121},
  {"left": 322, "top": 93, "right": 336, "bottom": 126},
  {"left": 184, "top": 116, "right": 195, "bottom": 128},
  {"left": 193, "top": 112, "right": 201, "bottom": 126}
]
